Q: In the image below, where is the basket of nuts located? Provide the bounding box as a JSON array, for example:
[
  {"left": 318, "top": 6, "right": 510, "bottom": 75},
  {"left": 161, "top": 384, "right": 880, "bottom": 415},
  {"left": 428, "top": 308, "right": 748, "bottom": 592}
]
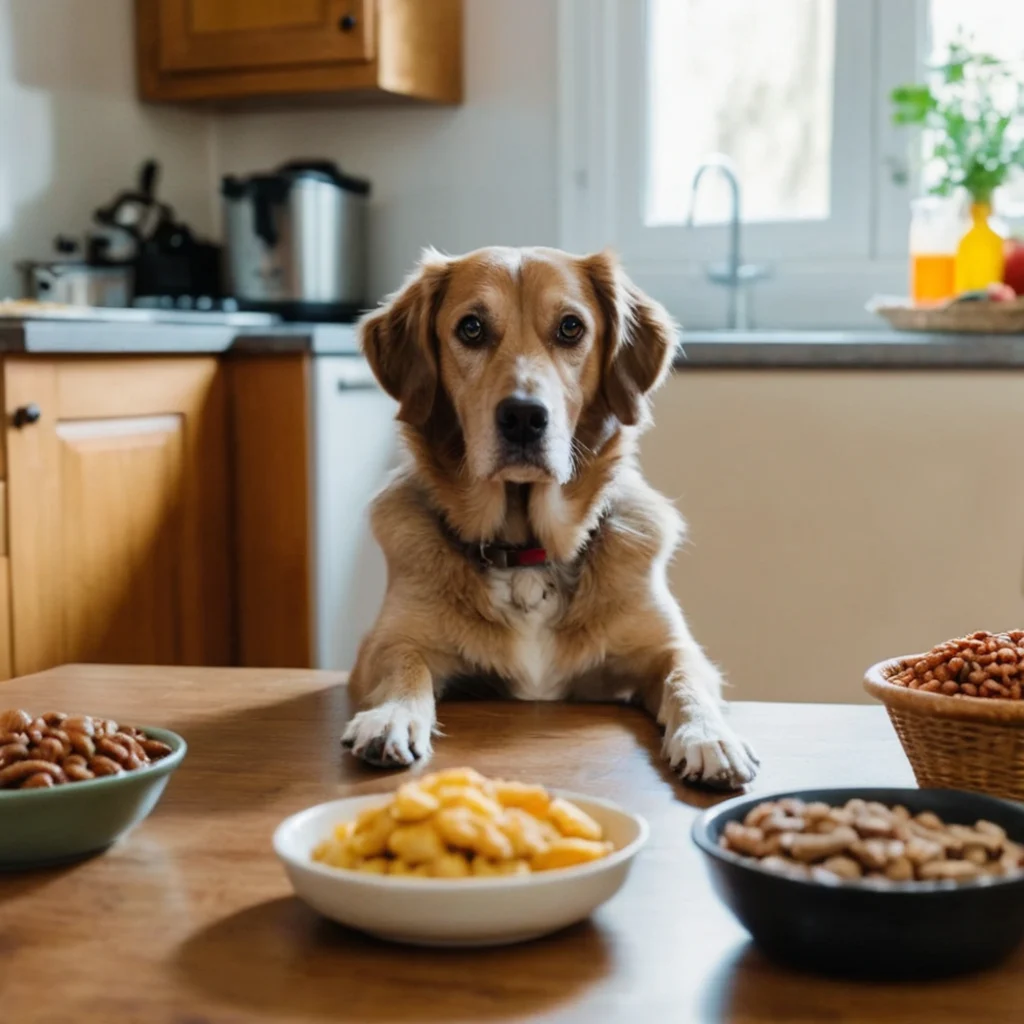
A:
[{"left": 864, "top": 631, "right": 1024, "bottom": 802}]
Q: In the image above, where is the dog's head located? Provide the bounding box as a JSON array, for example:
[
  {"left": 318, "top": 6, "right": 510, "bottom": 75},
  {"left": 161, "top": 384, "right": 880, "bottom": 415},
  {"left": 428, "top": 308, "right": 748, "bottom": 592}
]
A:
[{"left": 360, "top": 246, "right": 676, "bottom": 484}]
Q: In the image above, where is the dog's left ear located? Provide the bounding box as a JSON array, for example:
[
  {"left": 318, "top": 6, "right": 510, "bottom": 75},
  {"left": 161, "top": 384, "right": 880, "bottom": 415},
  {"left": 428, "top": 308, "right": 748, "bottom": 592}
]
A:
[{"left": 584, "top": 249, "right": 678, "bottom": 427}]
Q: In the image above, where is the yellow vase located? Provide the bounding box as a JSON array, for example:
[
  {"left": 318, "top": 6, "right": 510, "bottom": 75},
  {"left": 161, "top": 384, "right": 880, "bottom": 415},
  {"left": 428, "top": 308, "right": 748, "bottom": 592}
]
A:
[{"left": 954, "top": 202, "right": 1005, "bottom": 293}]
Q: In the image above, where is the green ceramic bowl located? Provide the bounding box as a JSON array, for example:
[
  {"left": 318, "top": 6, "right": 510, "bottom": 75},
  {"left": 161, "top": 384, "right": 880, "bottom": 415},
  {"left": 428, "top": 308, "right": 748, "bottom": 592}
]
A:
[{"left": 0, "top": 726, "right": 186, "bottom": 870}]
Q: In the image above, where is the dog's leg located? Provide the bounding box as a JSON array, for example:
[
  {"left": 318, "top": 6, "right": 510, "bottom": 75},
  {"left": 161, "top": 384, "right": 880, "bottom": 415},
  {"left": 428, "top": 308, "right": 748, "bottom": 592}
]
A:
[
  {"left": 342, "top": 645, "right": 436, "bottom": 768},
  {"left": 645, "top": 641, "right": 759, "bottom": 790}
]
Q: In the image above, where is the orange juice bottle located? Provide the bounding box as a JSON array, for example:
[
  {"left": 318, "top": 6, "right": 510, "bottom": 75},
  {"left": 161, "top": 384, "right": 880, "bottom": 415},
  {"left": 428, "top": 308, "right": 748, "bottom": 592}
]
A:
[{"left": 909, "top": 197, "right": 960, "bottom": 305}]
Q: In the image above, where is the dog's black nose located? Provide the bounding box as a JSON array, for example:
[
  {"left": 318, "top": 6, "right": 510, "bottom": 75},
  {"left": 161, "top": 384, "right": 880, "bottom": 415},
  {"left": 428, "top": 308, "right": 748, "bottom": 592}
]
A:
[{"left": 496, "top": 396, "right": 548, "bottom": 446}]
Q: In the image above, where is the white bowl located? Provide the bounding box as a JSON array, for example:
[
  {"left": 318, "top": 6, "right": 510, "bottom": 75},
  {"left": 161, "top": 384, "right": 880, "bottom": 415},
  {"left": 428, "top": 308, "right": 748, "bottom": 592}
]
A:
[{"left": 273, "top": 790, "right": 649, "bottom": 947}]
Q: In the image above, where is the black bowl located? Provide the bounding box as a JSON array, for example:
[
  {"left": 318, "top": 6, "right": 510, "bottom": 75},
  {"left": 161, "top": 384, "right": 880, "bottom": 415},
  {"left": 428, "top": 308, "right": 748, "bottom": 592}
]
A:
[{"left": 692, "top": 787, "right": 1024, "bottom": 979}]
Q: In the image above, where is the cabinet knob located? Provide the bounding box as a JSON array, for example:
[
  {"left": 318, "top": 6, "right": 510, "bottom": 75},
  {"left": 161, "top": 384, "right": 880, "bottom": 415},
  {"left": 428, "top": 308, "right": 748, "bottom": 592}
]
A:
[
  {"left": 12, "top": 403, "right": 41, "bottom": 428},
  {"left": 339, "top": 13, "right": 357, "bottom": 31}
]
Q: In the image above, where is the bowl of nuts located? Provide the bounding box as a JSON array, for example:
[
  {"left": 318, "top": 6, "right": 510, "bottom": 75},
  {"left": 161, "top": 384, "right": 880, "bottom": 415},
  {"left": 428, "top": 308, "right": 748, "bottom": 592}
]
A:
[
  {"left": 0, "top": 708, "right": 186, "bottom": 869},
  {"left": 864, "top": 632, "right": 1024, "bottom": 801},
  {"left": 273, "top": 767, "right": 648, "bottom": 947},
  {"left": 693, "top": 788, "right": 1024, "bottom": 979}
]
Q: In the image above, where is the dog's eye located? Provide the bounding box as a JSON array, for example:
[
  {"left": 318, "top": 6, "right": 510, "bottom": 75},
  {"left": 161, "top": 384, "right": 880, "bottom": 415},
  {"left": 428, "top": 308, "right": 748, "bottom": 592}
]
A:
[
  {"left": 456, "top": 315, "right": 485, "bottom": 346},
  {"left": 557, "top": 315, "right": 584, "bottom": 344}
]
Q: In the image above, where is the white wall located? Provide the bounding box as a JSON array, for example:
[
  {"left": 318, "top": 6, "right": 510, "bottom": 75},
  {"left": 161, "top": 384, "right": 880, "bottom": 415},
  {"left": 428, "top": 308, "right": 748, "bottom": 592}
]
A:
[
  {"left": 212, "top": 0, "right": 559, "bottom": 300},
  {"left": 0, "top": 0, "right": 214, "bottom": 299}
]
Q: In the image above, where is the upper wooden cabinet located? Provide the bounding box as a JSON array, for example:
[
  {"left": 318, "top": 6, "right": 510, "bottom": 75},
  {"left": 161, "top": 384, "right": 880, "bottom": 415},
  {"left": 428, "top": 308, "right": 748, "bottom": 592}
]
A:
[{"left": 136, "top": 0, "right": 462, "bottom": 104}]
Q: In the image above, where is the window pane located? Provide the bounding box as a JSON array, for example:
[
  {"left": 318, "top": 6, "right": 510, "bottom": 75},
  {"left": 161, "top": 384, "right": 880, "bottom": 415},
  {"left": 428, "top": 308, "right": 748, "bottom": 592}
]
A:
[
  {"left": 646, "top": 0, "right": 836, "bottom": 227},
  {"left": 928, "top": 1, "right": 1024, "bottom": 214}
]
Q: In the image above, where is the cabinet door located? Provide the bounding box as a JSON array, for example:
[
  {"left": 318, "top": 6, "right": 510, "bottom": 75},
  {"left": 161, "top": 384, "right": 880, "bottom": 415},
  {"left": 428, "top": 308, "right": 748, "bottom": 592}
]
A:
[
  {"left": 5, "top": 359, "right": 231, "bottom": 676},
  {"left": 642, "top": 371, "right": 1024, "bottom": 704},
  {"left": 156, "top": 0, "right": 372, "bottom": 73}
]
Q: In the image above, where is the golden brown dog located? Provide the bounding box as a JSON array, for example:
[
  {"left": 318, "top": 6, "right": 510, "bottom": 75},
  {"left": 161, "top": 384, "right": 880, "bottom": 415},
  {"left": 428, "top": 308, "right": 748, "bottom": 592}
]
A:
[{"left": 341, "top": 246, "right": 758, "bottom": 789}]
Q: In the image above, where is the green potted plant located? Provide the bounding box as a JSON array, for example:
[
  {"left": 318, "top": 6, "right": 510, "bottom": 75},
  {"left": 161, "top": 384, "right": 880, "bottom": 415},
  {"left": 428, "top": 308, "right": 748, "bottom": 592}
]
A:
[{"left": 892, "top": 35, "right": 1024, "bottom": 294}]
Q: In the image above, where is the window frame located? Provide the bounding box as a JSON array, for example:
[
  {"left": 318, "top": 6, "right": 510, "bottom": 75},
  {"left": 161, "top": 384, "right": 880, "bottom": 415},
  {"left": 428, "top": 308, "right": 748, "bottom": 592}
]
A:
[{"left": 558, "top": 0, "right": 929, "bottom": 329}]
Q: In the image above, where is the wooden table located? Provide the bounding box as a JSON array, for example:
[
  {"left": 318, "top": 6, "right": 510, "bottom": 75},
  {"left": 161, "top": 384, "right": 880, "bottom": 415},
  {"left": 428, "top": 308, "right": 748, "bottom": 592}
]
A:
[{"left": 1, "top": 666, "right": 1021, "bottom": 1023}]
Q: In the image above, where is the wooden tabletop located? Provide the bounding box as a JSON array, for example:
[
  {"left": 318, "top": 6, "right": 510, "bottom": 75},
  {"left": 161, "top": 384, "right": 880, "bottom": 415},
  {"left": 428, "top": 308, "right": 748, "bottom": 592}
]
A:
[{"left": 1, "top": 665, "right": 1021, "bottom": 1024}]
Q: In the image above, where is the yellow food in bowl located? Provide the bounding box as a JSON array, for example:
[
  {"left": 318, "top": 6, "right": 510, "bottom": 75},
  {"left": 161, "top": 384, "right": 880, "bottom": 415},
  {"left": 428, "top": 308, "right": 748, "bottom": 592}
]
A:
[{"left": 311, "top": 767, "right": 614, "bottom": 878}]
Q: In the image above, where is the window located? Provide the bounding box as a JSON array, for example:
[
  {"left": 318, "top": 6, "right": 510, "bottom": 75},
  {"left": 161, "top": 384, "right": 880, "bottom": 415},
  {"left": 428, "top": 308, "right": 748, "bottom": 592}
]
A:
[
  {"left": 928, "top": 0, "right": 1024, "bottom": 214},
  {"left": 559, "top": 0, "right": 1024, "bottom": 329},
  {"left": 647, "top": 0, "right": 836, "bottom": 227}
]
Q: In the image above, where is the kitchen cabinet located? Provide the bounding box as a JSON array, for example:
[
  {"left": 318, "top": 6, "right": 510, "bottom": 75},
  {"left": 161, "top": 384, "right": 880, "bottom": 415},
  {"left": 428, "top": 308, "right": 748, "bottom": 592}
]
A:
[
  {"left": 3, "top": 358, "right": 232, "bottom": 677},
  {"left": 136, "top": 0, "right": 463, "bottom": 104},
  {"left": 642, "top": 371, "right": 1024, "bottom": 705}
]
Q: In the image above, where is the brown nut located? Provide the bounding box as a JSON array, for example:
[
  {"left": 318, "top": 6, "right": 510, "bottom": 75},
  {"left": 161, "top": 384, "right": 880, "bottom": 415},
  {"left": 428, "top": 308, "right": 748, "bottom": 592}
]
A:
[
  {"left": 0, "top": 742, "right": 29, "bottom": 767},
  {"left": 96, "top": 737, "right": 131, "bottom": 766},
  {"left": 802, "top": 801, "right": 832, "bottom": 822},
  {"left": 919, "top": 860, "right": 983, "bottom": 882},
  {"left": 40, "top": 711, "right": 67, "bottom": 727},
  {"left": 780, "top": 826, "right": 858, "bottom": 863},
  {"left": 905, "top": 836, "right": 944, "bottom": 867},
  {"left": 761, "top": 813, "right": 806, "bottom": 835},
  {"left": 913, "top": 813, "right": 942, "bottom": 831},
  {"left": 723, "top": 822, "right": 765, "bottom": 857},
  {"left": 884, "top": 856, "right": 914, "bottom": 882},
  {"left": 68, "top": 732, "right": 96, "bottom": 759},
  {"left": 30, "top": 737, "right": 64, "bottom": 763},
  {"left": 0, "top": 709, "right": 32, "bottom": 732},
  {"left": 89, "top": 756, "right": 123, "bottom": 777},
  {"left": 140, "top": 738, "right": 172, "bottom": 760},
  {"left": 964, "top": 845, "right": 989, "bottom": 866},
  {"left": 849, "top": 839, "right": 892, "bottom": 871},
  {"left": 853, "top": 814, "right": 895, "bottom": 839},
  {"left": 63, "top": 715, "right": 95, "bottom": 737},
  {"left": 64, "top": 762, "right": 95, "bottom": 782},
  {"left": 821, "top": 855, "right": 862, "bottom": 880},
  {"left": 21, "top": 772, "right": 55, "bottom": 789},
  {"left": 115, "top": 732, "right": 148, "bottom": 763},
  {"left": 0, "top": 759, "right": 65, "bottom": 787}
]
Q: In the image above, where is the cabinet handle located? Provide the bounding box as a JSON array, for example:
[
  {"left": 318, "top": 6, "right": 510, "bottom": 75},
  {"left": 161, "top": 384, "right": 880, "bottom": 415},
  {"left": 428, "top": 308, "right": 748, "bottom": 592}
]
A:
[
  {"left": 337, "top": 379, "right": 378, "bottom": 392},
  {"left": 338, "top": 13, "right": 357, "bottom": 31},
  {"left": 12, "top": 403, "right": 41, "bottom": 428}
]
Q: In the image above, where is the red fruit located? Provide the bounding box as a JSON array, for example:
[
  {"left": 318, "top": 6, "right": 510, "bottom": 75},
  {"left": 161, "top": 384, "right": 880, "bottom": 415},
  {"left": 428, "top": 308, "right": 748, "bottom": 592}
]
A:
[{"left": 1004, "top": 240, "right": 1024, "bottom": 296}]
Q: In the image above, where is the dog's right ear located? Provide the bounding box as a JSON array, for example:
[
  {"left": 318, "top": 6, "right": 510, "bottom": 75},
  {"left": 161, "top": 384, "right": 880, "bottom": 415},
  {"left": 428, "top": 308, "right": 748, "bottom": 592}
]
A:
[{"left": 359, "top": 250, "right": 451, "bottom": 427}]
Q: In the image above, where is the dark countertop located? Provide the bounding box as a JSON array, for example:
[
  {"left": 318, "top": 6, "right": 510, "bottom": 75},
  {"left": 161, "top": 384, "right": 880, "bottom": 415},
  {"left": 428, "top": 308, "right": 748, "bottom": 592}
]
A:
[
  {"left": 676, "top": 330, "right": 1024, "bottom": 368},
  {"left": 1, "top": 318, "right": 1024, "bottom": 366},
  {"left": 0, "top": 319, "right": 361, "bottom": 356}
]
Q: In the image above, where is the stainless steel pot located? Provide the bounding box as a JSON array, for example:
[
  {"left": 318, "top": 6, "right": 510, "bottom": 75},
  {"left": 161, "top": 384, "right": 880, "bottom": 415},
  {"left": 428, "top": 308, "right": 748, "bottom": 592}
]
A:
[
  {"left": 18, "top": 261, "right": 133, "bottom": 307},
  {"left": 221, "top": 160, "right": 370, "bottom": 321}
]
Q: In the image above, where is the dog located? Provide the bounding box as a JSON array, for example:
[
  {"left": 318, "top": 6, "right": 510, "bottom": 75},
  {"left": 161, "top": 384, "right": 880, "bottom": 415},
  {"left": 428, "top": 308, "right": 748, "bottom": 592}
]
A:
[{"left": 341, "top": 246, "right": 758, "bottom": 790}]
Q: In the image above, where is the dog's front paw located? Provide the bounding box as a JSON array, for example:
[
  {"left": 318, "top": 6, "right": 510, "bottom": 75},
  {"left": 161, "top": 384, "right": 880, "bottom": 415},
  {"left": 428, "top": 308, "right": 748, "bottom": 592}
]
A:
[
  {"left": 665, "top": 720, "right": 759, "bottom": 790},
  {"left": 341, "top": 702, "right": 433, "bottom": 768}
]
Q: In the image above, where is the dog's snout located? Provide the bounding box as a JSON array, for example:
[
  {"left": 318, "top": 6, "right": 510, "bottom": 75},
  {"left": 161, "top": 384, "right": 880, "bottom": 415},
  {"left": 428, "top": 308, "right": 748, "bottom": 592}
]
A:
[{"left": 496, "top": 396, "right": 548, "bottom": 446}]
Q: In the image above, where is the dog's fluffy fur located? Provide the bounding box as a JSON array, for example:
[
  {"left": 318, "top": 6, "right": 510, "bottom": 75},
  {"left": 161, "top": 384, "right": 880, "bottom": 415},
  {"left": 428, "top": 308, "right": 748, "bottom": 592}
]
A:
[{"left": 342, "top": 246, "right": 758, "bottom": 789}]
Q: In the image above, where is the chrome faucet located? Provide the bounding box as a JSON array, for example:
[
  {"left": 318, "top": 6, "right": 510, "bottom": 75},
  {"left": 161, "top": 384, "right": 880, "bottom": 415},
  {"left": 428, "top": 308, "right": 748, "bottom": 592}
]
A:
[{"left": 686, "top": 154, "right": 769, "bottom": 330}]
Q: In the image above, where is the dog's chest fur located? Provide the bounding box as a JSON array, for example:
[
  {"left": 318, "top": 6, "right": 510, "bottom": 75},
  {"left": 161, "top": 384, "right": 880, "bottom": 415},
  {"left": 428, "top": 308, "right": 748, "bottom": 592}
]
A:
[{"left": 486, "top": 568, "right": 570, "bottom": 700}]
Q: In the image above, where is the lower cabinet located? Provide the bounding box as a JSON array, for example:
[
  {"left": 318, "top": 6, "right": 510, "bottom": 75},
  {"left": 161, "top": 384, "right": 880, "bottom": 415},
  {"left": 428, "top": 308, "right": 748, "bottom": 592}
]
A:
[{"left": 3, "top": 358, "right": 232, "bottom": 677}]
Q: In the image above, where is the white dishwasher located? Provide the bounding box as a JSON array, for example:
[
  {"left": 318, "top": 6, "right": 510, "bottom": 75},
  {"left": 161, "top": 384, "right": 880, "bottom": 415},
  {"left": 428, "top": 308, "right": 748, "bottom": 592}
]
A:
[{"left": 311, "top": 353, "right": 399, "bottom": 670}]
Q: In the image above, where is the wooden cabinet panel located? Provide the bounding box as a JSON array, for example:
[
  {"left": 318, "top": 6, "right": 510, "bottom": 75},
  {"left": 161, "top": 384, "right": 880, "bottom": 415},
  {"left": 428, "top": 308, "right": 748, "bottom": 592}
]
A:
[
  {"left": 58, "top": 416, "right": 185, "bottom": 665},
  {"left": 157, "top": 0, "right": 372, "bottom": 73},
  {"left": 5, "top": 359, "right": 231, "bottom": 676},
  {"left": 136, "top": 0, "right": 462, "bottom": 104},
  {"left": 642, "top": 371, "right": 1024, "bottom": 705}
]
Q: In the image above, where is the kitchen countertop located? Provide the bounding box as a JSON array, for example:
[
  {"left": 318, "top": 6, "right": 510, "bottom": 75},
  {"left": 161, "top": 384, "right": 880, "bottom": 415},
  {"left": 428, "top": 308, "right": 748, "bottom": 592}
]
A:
[
  {"left": 4, "top": 663, "right": 1019, "bottom": 1023},
  {"left": 3, "top": 316, "right": 1024, "bottom": 366},
  {"left": 675, "top": 329, "right": 1024, "bottom": 368}
]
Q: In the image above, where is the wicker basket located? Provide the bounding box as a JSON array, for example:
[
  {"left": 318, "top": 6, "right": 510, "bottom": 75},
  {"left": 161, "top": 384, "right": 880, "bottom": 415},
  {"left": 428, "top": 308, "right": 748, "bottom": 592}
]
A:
[
  {"left": 867, "top": 295, "right": 1024, "bottom": 334},
  {"left": 864, "top": 655, "right": 1024, "bottom": 801}
]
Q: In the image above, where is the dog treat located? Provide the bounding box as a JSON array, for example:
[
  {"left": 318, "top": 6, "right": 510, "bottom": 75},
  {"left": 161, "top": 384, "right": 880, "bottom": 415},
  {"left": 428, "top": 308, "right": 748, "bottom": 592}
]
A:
[
  {"left": 719, "top": 797, "right": 1024, "bottom": 885},
  {"left": 890, "top": 631, "right": 1024, "bottom": 699},
  {"left": 0, "top": 709, "right": 172, "bottom": 789},
  {"left": 311, "top": 767, "right": 614, "bottom": 878}
]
